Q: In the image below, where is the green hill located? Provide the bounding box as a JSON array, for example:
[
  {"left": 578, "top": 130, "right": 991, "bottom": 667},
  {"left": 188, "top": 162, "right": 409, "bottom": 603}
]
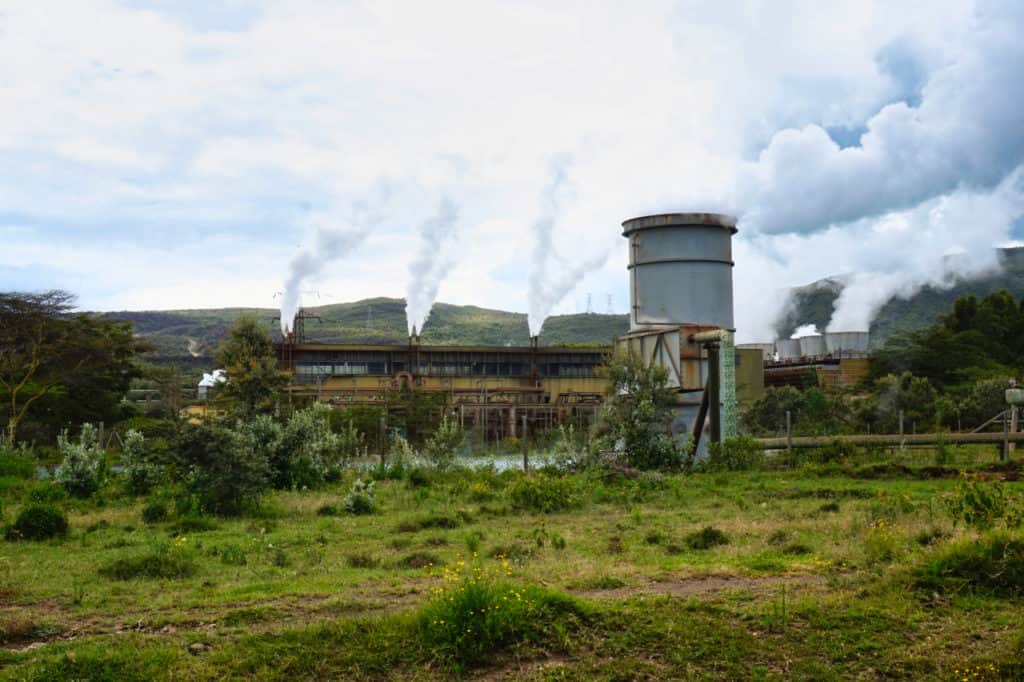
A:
[
  {"left": 777, "top": 247, "right": 1024, "bottom": 345},
  {"left": 100, "top": 299, "right": 630, "bottom": 371}
]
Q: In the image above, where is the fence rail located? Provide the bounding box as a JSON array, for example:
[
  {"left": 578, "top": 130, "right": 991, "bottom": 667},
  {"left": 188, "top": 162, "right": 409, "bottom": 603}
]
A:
[{"left": 754, "top": 431, "right": 1024, "bottom": 449}]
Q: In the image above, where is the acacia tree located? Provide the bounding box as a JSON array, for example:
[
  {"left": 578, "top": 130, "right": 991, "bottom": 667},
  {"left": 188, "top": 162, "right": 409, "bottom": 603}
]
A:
[
  {"left": 214, "top": 315, "right": 287, "bottom": 417},
  {"left": 0, "top": 291, "right": 75, "bottom": 443},
  {"left": 1, "top": 291, "right": 150, "bottom": 443}
]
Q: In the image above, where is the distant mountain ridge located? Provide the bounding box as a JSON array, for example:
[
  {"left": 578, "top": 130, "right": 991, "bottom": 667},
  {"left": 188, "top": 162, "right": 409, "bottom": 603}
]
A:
[
  {"left": 104, "top": 246, "right": 1024, "bottom": 371},
  {"left": 100, "top": 298, "right": 630, "bottom": 370},
  {"left": 776, "top": 247, "right": 1024, "bottom": 345}
]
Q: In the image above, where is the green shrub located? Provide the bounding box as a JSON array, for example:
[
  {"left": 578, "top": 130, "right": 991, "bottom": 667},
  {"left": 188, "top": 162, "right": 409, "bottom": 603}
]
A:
[
  {"left": 863, "top": 518, "right": 903, "bottom": 565},
  {"left": 684, "top": 526, "right": 730, "bottom": 550},
  {"left": 99, "top": 541, "right": 197, "bottom": 580},
  {"left": 945, "top": 475, "right": 1022, "bottom": 531},
  {"left": 704, "top": 436, "right": 763, "bottom": 472},
  {"left": 271, "top": 405, "right": 365, "bottom": 489},
  {"left": 27, "top": 482, "right": 67, "bottom": 504},
  {"left": 173, "top": 423, "right": 270, "bottom": 516},
  {"left": 317, "top": 503, "right": 339, "bottom": 517},
  {"left": 141, "top": 501, "right": 168, "bottom": 524},
  {"left": 171, "top": 515, "right": 219, "bottom": 533},
  {"left": 508, "top": 474, "right": 580, "bottom": 513},
  {"left": 407, "top": 467, "right": 432, "bottom": 488},
  {"left": 122, "top": 429, "right": 159, "bottom": 495},
  {"left": 423, "top": 415, "right": 463, "bottom": 469},
  {"left": 913, "top": 532, "right": 1024, "bottom": 597},
  {"left": 342, "top": 478, "right": 376, "bottom": 515},
  {"left": 417, "top": 564, "right": 584, "bottom": 673},
  {"left": 56, "top": 424, "right": 109, "bottom": 498},
  {"left": 6, "top": 504, "right": 69, "bottom": 541}
]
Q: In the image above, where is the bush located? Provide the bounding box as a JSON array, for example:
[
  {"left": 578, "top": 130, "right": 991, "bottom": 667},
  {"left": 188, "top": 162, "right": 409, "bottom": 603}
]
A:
[
  {"left": 173, "top": 423, "right": 270, "bottom": 516},
  {"left": 423, "top": 415, "right": 463, "bottom": 469},
  {"left": 5, "top": 504, "right": 69, "bottom": 541},
  {"left": 316, "top": 504, "right": 339, "bottom": 517},
  {"left": 342, "top": 478, "right": 376, "bottom": 515},
  {"left": 27, "top": 482, "right": 67, "bottom": 504},
  {"left": 594, "top": 351, "right": 689, "bottom": 470},
  {"left": 417, "top": 562, "right": 584, "bottom": 672},
  {"left": 99, "top": 540, "right": 198, "bottom": 580},
  {"left": 704, "top": 436, "right": 763, "bottom": 471},
  {"left": 913, "top": 532, "right": 1024, "bottom": 596},
  {"left": 507, "top": 474, "right": 580, "bottom": 513},
  {"left": 55, "top": 423, "right": 109, "bottom": 498},
  {"left": 141, "top": 501, "right": 168, "bottom": 524},
  {"left": 407, "top": 466, "right": 432, "bottom": 488},
  {"left": 945, "top": 475, "right": 1023, "bottom": 531},
  {"left": 122, "top": 429, "right": 159, "bottom": 495},
  {"left": 272, "top": 405, "right": 365, "bottom": 489},
  {"left": 684, "top": 526, "right": 730, "bottom": 550}
]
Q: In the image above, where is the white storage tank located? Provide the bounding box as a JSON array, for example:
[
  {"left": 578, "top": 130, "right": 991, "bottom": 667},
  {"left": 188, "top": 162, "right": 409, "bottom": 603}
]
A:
[{"left": 798, "top": 335, "right": 826, "bottom": 357}]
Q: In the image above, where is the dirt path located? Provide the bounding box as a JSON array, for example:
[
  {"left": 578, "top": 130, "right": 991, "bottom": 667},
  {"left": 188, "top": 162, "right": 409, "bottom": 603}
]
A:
[
  {"left": 571, "top": 573, "right": 827, "bottom": 601},
  {"left": 5, "top": 572, "right": 827, "bottom": 655}
]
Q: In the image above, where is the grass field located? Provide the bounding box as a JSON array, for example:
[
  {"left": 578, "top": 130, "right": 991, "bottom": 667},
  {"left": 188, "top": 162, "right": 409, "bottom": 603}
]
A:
[{"left": 1, "top": 449, "right": 1023, "bottom": 680}]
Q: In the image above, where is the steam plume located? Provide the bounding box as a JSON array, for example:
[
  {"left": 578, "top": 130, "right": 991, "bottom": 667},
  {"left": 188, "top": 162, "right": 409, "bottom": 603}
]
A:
[
  {"left": 280, "top": 194, "right": 387, "bottom": 334},
  {"left": 527, "top": 160, "right": 607, "bottom": 337},
  {"left": 735, "top": 0, "right": 1024, "bottom": 333},
  {"left": 405, "top": 196, "right": 460, "bottom": 336}
]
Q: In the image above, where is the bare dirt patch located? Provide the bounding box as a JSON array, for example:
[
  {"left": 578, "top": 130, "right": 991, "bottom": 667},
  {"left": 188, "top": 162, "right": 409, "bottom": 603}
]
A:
[{"left": 571, "top": 573, "right": 826, "bottom": 600}]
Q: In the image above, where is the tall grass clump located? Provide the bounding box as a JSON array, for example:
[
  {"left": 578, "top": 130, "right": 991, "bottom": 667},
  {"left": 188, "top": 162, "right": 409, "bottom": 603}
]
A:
[
  {"left": 913, "top": 532, "right": 1024, "bottom": 597},
  {"left": 99, "top": 538, "right": 198, "bottom": 580},
  {"left": 507, "top": 473, "right": 580, "bottom": 513},
  {"left": 0, "top": 442, "right": 35, "bottom": 479},
  {"left": 417, "top": 559, "right": 584, "bottom": 672}
]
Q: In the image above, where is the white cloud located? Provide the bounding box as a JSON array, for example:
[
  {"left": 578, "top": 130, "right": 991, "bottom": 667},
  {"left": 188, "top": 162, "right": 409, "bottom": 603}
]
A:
[{"left": 4, "top": 0, "right": 1020, "bottom": 347}]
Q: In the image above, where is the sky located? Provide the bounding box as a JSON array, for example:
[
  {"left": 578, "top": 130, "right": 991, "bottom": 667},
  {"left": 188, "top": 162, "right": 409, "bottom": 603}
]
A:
[{"left": 2, "top": 0, "right": 1023, "bottom": 341}]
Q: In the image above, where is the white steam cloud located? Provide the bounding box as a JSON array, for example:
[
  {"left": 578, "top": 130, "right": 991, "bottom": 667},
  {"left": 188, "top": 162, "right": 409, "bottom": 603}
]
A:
[
  {"left": 790, "top": 324, "right": 820, "bottom": 339},
  {"left": 734, "top": 0, "right": 1024, "bottom": 335},
  {"left": 404, "top": 196, "right": 460, "bottom": 336},
  {"left": 280, "top": 193, "right": 389, "bottom": 334},
  {"left": 527, "top": 160, "right": 607, "bottom": 338}
]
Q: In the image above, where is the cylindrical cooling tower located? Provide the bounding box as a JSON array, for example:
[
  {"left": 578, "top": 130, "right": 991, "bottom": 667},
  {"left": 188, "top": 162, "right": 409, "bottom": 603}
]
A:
[
  {"left": 798, "top": 335, "right": 826, "bottom": 357},
  {"left": 824, "top": 331, "right": 870, "bottom": 353},
  {"left": 622, "top": 213, "right": 736, "bottom": 331},
  {"left": 776, "top": 339, "right": 801, "bottom": 360}
]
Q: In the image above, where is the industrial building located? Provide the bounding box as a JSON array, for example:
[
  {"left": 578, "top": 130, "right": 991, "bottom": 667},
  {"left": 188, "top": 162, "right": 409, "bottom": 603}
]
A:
[
  {"left": 278, "top": 339, "right": 608, "bottom": 441},
  {"left": 763, "top": 332, "right": 871, "bottom": 389},
  {"left": 275, "top": 211, "right": 862, "bottom": 446}
]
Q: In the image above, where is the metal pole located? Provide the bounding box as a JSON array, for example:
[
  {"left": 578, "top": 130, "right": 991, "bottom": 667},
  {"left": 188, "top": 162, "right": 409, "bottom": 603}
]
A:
[
  {"left": 785, "top": 410, "right": 792, "bottom": 452},
  {"left": 707, "top": 344, "right": 721, "bottom": 444},
  {"left": 1010, "top": 406, "right": 1019, "bottom": 456},
  {"left": 1003, "top": 411, "right": 1009, "bottom": 462},
  {"left": 522, "top": 413, "right": 529, "bottom": 474},
  {"left": 898, "top": 410, "right": 905, "bottom": 451},
  {"left": 379, "top": 415, "right": 386, "bottom": 460}
]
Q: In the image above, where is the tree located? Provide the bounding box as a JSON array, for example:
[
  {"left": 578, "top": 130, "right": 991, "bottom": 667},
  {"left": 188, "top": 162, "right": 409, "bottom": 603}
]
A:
[
  {"left": 594, "top": 351, "right": 687, "bottom": 469},
  {"left": 214, "top": 315, "right": 287, "bottom": 416},
  {"left": 0, "top": 291, "right": 75, "bottom": 443}
]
